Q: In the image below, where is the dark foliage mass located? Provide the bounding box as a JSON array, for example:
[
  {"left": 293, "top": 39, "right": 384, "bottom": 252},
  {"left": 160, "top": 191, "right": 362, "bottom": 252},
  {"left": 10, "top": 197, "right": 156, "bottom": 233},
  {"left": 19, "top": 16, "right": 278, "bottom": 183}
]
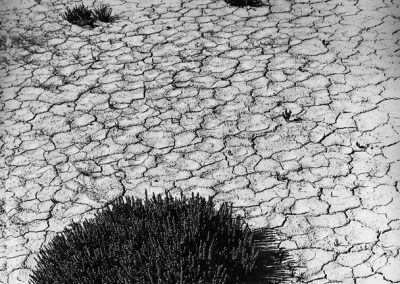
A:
[
  {"left": 61, "top": 4, "right": 95, "bottom": 27},
  {"left": 62, "top": 4, "right": 118, "bottom": 27},
  {"left": 30, "top": 193, "right": 293, "bottom": 284}
]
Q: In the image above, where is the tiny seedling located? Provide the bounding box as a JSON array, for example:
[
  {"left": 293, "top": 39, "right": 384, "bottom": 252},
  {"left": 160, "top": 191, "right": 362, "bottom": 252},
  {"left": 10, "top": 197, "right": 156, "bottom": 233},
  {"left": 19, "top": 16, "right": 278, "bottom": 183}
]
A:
[
  {"left": 275, "top": 172, "right": 288, "bottom": 182},
  {"left": 356, "top": 141, "right": 368, "bottom": 149},
  {"left": 90, "top": 47, "right": 100, "bottom": 62},
  {"left": 72, "top": 53, "right": 80, "bottom": 61},
  {"left": 62, "top": 4, "right": 95, "bottom": 27},
  {"left": 282, "top": 109, "right": 292, "bottom": 122},
  {"left": 50, "top": 197, "right": 59, "bottom": 204}
]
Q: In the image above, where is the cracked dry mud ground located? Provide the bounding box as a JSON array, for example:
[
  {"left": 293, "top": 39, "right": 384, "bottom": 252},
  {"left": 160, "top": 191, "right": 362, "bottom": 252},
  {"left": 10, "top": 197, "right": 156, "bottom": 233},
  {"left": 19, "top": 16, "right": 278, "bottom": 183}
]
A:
[{"left": 1, "top": 0, "right": 400, "bottom": 283}]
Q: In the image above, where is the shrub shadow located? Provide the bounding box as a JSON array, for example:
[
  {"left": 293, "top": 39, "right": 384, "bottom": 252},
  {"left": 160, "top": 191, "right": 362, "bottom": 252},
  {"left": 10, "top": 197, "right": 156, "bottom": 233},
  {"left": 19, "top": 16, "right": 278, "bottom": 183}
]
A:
[{"left": 244, "top": 228, "right": 296, "bottom": 284}]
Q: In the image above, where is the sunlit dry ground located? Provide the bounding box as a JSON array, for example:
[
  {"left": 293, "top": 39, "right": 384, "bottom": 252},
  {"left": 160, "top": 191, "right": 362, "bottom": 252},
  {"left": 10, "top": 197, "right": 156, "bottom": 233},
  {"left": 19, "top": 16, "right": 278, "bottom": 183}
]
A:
[{"left": 1, "top": 0, "right": 400, "bottom": 283}]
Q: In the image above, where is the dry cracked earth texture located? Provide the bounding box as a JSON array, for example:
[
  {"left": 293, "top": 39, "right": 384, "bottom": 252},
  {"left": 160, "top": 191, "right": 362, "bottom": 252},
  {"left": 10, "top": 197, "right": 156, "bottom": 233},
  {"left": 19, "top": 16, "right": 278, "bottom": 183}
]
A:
[{"left": 1, "top": 0, "right": 400, "bottom": 283}]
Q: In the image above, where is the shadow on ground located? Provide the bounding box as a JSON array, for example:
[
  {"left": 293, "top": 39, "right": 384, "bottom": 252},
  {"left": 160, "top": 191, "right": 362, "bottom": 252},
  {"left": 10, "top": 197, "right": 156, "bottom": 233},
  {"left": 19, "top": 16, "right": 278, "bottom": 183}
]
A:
[{"left": 245, "top": 228, "right": 295, "bottom": 284}]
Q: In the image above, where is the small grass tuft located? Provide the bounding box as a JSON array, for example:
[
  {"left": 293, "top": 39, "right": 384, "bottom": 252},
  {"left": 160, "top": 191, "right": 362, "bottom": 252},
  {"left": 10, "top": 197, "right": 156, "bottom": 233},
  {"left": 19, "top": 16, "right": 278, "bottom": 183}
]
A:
[
  {"left": 92, "top": 4, "right": 118, "bottom": 23},
  {"left": 62, "top": 4, "right": 95, "bottom": 27}
]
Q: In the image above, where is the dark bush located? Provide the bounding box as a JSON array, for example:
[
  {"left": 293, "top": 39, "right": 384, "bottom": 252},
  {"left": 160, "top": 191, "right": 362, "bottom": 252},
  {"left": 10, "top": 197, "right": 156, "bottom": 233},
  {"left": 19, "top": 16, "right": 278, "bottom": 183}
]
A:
[
  {"left": 30, "top": 193, "right": 292, "bottom": 284},
  {"left": 61, "top": 4, "right": 95, "bottom": 27},
  {"left": 92, "top": 4, "right": 118, "bottom": 23}
]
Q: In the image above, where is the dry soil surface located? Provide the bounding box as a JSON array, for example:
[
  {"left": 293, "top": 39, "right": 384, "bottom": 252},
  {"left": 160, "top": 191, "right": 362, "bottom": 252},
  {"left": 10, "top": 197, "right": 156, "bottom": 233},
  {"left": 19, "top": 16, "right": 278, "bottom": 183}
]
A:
[{"left": 1, "top": 0, "right": 400, "bottom": 283}]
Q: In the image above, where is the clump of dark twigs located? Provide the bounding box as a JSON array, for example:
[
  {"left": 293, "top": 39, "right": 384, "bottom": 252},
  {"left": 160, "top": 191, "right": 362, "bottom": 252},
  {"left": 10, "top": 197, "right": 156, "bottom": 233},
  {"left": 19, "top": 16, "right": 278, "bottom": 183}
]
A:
[
  {"left": 30, "top": 192, "right": 293, "bottom": 284},
  {"left": 62, "top": 4, "right": 118, "bottom": 27},
  {"left": 62, "top": 4, "right": 95, "bottom": 27}
]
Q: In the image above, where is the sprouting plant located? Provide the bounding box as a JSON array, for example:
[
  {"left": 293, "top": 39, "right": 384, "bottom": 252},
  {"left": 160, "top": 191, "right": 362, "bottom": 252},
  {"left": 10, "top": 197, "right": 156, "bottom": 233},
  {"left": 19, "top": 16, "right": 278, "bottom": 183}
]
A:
[
  {"left": 91, "top": 4, "right": 118, "bottom": 23},
  {"left": 356, "top": 141, "right": 368, "bottom": 150},
  {"left": 61, "top": 4, "right": 95, "bottom": 27},
  {"left": 72, "top": 53, "right": 80, "bottom": 61},
  {"left": 90, "top": 47, "right": 100, "bottom": 62},
  {"left": 274, "top": 171, "right": 288, "bottom": 182},
  {"left": 283, "top": 109, "right": 292, "bottom": 122}
]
